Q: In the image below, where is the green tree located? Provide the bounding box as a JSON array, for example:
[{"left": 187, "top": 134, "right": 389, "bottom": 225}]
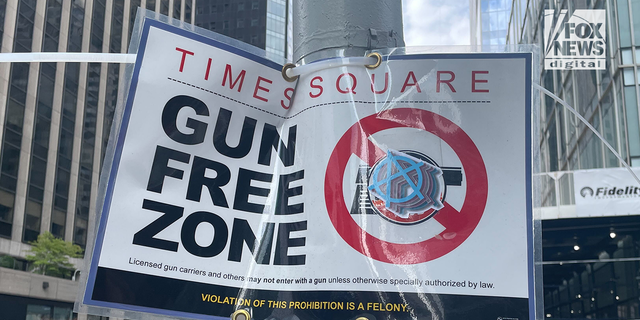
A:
[{"left": 25, "top": 232, "right": 83, "bottom": 278}]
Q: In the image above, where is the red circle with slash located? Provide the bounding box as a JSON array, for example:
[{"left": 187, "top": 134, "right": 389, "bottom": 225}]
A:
[{"left": 324, "top": 108, "right": 488, "bottom": 264}]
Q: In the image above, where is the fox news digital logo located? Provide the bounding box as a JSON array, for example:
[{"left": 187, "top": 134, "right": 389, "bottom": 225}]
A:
[{"left": 544, "top": 9, "right": 606, "bottom": 70}]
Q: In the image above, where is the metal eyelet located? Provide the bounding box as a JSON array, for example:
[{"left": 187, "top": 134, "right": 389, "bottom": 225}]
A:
[
  {"left": 282, "top": 63, "right": 298, "bottom": 82},
  {"left": 365, "top": 52, "right": 382, "bottom": 69},
  {"left": 231, "top": 309, "right": 251, "bottom": 320}
]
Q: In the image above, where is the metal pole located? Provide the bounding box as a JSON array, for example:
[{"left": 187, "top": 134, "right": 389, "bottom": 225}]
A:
[{"left": 292, "top": 0, "right": 405, "bottom": 63}]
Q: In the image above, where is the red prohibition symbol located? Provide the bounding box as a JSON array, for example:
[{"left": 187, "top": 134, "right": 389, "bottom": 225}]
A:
[{"left": 324, "top": 108, "right": 488, "bottom": 264}]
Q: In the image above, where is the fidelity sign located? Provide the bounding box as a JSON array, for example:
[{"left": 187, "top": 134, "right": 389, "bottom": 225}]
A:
[
  {"left": 82, "top": 19, "right": 533, "bottom": 320},
  {"left": 575, "top": 168, "right": 640, "bottom": 217}
]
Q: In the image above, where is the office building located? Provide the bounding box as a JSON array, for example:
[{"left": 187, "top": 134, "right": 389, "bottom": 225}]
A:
[
  {"left": 506, "top": 0, "right": 640, "bottom": 319},
  {"left": 194, "top": 0, "right": 292, "bottom": 63},
  {"left": 470, "top": 0, "right": 512, "bottom": 50},
  {"left": 0, "top": 0, "right": 193, "bottom": 319}
]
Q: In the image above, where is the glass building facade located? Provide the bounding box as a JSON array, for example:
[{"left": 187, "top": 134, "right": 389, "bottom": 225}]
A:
[
  {"left": 0, "top": 0, "right": 193, "bottom": 249},
  {"left": 508, "top": 0, "right": 636, "bottom": 175},
  {"left": 482, "top": 0, "right": 513, "bottom": 50},
  {"left": 0, "top": 0, "right": 193, "bottom": 319},
  {"left": 506, "top": 0, "right": 640, "bottom": 319},
  {"left": 194, "top": 0, "right": 292, "bottom": 63}
]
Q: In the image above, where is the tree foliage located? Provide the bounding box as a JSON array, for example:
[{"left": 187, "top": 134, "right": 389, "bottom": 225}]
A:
[
  {"left": 0, "top": 255, "right": 16, "bottom": 268},
  {"left": 25, "top": 232, "right": 83, "bottom": 278}
]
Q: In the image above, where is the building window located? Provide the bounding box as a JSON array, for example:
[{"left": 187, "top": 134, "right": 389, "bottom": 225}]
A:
[
  {"left": 0, "top": 0, "right": 38, "bottom": 239},
  {"left": 13, "top": 0, "right": 37, "bottom": 52},
  {"left": 623, "top": 48, "right": 637, "bottom": 65},
  {"left": 1, "top": 61, "right": 32, "bottom": 238},
  {"left": 73, "top": 62, "right": 100, "bottom": 248},
  {"left": 251, "top": 34, "right": 258, "bottom": 44},
  {"left": 251, "top": 18, "right": 258, "bottom": 27},
  {"left": 89, "top": 0, "right": 106, "bottom": 53},
  {"left": 0, "top": 0, "right": 6, "bottom": 49},
  {"left": 109, "top": 0, "right": 124, "bottom": 53},
  {"left": 22, "top": 0, "right": 61, "bottom": 242},
  {"left": 27, "top": 305, "right": 51, "bottom": 320},
  {"left": 160, "top": 0, "right": 169, "bottom": 15},
  {"left": 210, "top": 4, "right": 216, "bottom": 13},
  {"left": 173, "top": 0, "right": 181, "bottom": 19},
  {"left": 252, "top": 1, "right": 259, "bottom": 10},
  {"left": 617, "top": 0, "right": 632, "bottom": 48},
  {"left": 27, "top": 305, "right": 73, "bottom": 320},
  {"left": 129, "top": 0, "right": 141, "bottom": 40},
  {"left": 102, "top": 64, "right": 119, "bottom": 169},
  {"left": 67, "top": 0, "right": 84, "bottom": 52},
  {"left": 0, "top": 254, "right": 27, "bottom": 270},
  {"left": 238, "top": 2, "right": 244, "bottom": 11},
  {"left": 0, "top": 190, "right": 15, "bottom": 237},
  {"left": 53, "top": 307, "right": 73, "bottom": 320},
  {"left": 237, "top": 20, "right": 244, "bottom": 28},
  {"left": 223, "top": 20, "right": 229, "bottom": 29},
  {"left": 42, "top": 0, "right": 63, "bottom": 52},
  {"left": 209, "top": 21, "right": 216, "bottom": 30},
  {"left": 184, "top": 0, "right": 192, "bottom": 23},
  {"left": 624, "top": 86, "right": 640, "bottom": 158},
  {"left": 623, "top": 68, "right": 635, "bottom": 86},
  {"left": 24, "top": 63, "right": 55, "bottom": 243},
  {"left": 52, "top": 62, "right": 81, "bottom": 240}
]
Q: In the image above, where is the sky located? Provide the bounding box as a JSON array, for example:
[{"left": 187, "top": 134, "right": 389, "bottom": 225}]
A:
[{"left": 402, "top": 0, "right": 471, "bottom": 46}]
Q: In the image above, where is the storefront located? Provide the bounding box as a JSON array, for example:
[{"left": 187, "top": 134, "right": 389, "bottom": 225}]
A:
[
  {"left": 543, "top": 216, "right": 640, "bottom": 319},
  {"left": 0, "top": 294, "right": 75, "bottom": 320}
]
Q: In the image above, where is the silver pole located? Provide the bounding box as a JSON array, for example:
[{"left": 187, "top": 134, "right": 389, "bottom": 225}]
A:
[{"left": 292, "top": 0, "right": 405, "bottom": 63}]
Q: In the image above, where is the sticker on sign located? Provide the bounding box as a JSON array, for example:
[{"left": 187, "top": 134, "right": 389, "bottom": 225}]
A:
[{"left": 81, "top": 18, "right": 534, "bottom": 320}]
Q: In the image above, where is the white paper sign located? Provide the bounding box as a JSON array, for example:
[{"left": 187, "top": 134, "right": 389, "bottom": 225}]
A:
[{"left": 82, "top": 19, "right": 533, "bottom": 320}]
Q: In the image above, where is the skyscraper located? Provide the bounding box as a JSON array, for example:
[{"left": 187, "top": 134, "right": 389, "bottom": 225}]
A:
[
  {"left": 0, "top": 0, "right": 192, "bottom": 319},
  {"left": 470, "top": 0, "right": 512, "bottom": 50},
  {"left": 507, "top": 1, "right": 640, "bottom": 319},
  {"left": 194, "top": 0, "right": 292, "bottom": 63}
]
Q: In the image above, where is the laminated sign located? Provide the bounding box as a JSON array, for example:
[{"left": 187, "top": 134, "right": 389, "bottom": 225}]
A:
[{"left": 83, "top": 19, "right": 534, "bottom": 320}]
